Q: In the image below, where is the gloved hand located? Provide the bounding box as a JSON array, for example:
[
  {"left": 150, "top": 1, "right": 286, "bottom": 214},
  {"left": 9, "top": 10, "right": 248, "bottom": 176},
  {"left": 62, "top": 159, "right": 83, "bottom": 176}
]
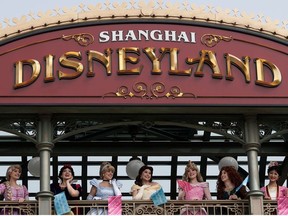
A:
[
  {"left": 111, "top": 179, "right": 122, "bottom": 196},
  {"left": 133, "top": 185, "right": 150, "bottom": 200}
]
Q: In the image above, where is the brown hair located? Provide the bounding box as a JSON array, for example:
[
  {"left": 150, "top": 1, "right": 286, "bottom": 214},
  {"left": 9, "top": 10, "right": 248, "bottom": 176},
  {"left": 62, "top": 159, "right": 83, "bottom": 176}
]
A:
[
  {"left": 267, "top": 161, "right": 281, "bottom": 176},
  {"left": 135, "top": 165, "right": 153, "bottom": 186},
  {"left": 58, "top": 164, "right": 75, "bottom": 181},
  {"left": 216, "top": 166, "right": 247, "bottom": 199}
]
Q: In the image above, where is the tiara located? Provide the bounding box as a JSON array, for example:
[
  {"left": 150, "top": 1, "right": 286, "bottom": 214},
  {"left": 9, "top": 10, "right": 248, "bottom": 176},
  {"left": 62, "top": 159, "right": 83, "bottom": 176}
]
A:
[
  {"left": 101, "top": 162, "right": 112, "bottom": 171},
  {"left": 268, "top": 161, "right": 279, "bottom": 168},
  {"left": 188, "top": 160, "right": 195, "bottom": 166}
]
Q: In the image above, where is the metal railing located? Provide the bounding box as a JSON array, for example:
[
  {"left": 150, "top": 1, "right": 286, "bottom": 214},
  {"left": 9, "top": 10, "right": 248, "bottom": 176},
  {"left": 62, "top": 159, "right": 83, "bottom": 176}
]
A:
[{"left": 0, "top": 200, "right": 278, "bottom": 215}]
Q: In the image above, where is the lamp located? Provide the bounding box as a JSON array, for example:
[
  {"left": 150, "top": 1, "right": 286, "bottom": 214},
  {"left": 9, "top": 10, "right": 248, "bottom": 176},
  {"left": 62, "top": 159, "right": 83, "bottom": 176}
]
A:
[
  {"left": 218, "top": 156, "right": 238, "bottom": 171},
  {"left": 28, "top": 157, "right": 40, "bottom": 177},
  {"left": 126, "top": 157, "right": 145, "bottom": 180}
]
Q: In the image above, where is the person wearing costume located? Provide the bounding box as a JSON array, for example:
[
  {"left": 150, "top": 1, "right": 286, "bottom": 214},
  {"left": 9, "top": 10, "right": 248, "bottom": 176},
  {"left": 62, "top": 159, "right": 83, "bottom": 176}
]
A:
[
  {"left": 216, "top": 165, "right": 247, "bottom": 215},
  {"left": 0, "top": 164, "right": 29, "bottom": 215},
  {"left": 261, "top": 161, "right": 288, "bottom": 200},
  {"left": 217, "top": 166, "right": 247, "bottom": 200},
  {"left": 50, "top": 164, "right": 82, "bottom": 214},
  {"left": 131, "top": 165, "right": 162, "bottom": 200},
  {"left": 178, "top": 161, "right": 212, "bottom": 215},
  {"left": 86, "top": 161, "right": 122, "bottom": 215}
]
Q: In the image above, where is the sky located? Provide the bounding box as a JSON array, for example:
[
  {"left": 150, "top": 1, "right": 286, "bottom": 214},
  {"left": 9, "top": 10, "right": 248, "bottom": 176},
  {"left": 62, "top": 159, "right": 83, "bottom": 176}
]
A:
[{"left": 0, "top": 0, "right": 287, "bottom": 26}]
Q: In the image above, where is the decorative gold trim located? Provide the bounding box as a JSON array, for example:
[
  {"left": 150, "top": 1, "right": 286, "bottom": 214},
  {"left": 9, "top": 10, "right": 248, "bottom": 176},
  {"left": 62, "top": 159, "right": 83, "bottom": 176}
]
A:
[
  {"left": 62, "top": 33, "right": 94, "bottom": 46},
  {"left": 200, "top": 34, "right": 288, "bottom": 55},
  {"left": 0, "top": 1, "right": 287, "bottom": 42},
  {"left": 103, "top": 82, "right": 197, "bottom": 99},
  {"left": 201, "top": 34, "right": 233, "bottom": 47}
]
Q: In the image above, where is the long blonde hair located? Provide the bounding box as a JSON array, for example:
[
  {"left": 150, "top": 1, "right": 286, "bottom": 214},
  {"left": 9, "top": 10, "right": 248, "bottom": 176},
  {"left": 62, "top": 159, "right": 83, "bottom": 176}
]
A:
[{"left": 182, "top": 161, "right": 203, "bottom": 182}]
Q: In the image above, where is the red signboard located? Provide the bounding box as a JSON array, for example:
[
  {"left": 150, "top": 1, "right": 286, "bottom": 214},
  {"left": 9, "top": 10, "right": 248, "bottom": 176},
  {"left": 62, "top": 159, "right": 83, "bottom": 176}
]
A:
[{"left": 0, "top": 22, "right": 287, "bottom": 105}]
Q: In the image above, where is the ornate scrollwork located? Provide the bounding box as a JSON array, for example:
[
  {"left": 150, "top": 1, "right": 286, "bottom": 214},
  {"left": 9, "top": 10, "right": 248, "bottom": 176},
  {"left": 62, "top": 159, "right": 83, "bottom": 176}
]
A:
[
  {"left": 228, "top": 203, "right": 243, "bottom": 215},
  {"left": 122, "top": 202, "right": 134, "bottom": 215},
  {"left": 165, "top": 203, "right": 180, "bottom": 215},
  {"left": 201, "top": 34, "right": 233, "bottom": 47},
  {"left": 103, "top": 82, "right": 196, "bottom": 99},
  {"left": 62, "top": 33, "right": 94, "bottom": 46},
  {"left": 19, "top": 204, "right": 36, "bottom": 215},
  {"left": 263, "top": 202, "right": 277, "bottom": 215},
  {"left": 134, "top": 204, "right": 164, "bottom": 215},
  {"left": 0, "top": 119, "right": 37, "bottom": 143}
]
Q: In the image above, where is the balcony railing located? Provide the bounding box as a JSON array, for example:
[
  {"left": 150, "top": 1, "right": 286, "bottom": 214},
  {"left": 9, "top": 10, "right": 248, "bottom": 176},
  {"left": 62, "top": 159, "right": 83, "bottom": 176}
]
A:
[{"left": 0, "top": 200, "right": 278, "bottom": 215}]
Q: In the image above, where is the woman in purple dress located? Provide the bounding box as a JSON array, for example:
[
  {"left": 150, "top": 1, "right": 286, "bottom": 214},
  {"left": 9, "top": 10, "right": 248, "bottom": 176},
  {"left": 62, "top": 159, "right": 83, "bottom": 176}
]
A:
[
  {"left": 178, "top": 161, "right": 212, "bottom": 215},
  {"left": 0, "top": 164, "right": 29, "bottom": 214}
]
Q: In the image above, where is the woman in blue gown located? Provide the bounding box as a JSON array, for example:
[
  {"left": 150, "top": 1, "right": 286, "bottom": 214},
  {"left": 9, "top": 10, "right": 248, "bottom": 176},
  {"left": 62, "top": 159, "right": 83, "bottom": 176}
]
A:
[{"left": 86, "top": 162, "right": 122, "bottom": 215}]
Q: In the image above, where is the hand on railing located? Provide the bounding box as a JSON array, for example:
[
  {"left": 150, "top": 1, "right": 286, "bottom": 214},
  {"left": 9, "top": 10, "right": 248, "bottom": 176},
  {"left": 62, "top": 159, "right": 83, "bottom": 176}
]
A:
[
  {"left": 229, "top": 194, "right": 239, "bottom": 200},
  {"left": 18, "top": 198, "right": 25, "bottom": 203}
]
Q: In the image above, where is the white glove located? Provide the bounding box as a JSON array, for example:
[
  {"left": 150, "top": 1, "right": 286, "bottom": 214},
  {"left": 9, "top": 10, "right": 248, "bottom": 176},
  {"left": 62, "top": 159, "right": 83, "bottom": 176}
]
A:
[
  {"left": 111, "top": 179, "right": 122, "bottom": 196},
  {"left": 87, "top": 194, "right": 94, "bottom": 200},
  {"left": 133, "top": 185, "right": 150, "bottom": 200}
]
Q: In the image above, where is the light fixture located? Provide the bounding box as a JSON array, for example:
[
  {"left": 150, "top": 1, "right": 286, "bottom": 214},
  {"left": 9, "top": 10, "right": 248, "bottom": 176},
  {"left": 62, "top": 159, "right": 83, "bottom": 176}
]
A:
[
  {"left": 28, "top": 156, "right": 40, "bottom": 177},
  {"left": 218, "top": 156, "right": 238, "bottom": 171},
  {"left": 126, "top": 156, "right": 145, "bottom": 180}
]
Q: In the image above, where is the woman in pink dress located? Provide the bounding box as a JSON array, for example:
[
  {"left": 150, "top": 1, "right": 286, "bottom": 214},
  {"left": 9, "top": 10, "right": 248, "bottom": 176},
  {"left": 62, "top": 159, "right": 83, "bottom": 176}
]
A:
[
  {"left": 0, "top": 164, "right": 29, "bottom": 214},
  {"left": 261, "top": 161, "right": 288, "bottom": 200},
  {"left": 178, "top": 161, "right": 212, "bottom": 215}
]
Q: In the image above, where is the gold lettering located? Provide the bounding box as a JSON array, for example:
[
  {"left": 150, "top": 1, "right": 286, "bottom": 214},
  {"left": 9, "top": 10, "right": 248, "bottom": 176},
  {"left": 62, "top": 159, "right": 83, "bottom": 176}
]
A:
[
  {"left": 118, "top": 47, "right": 143, "bottom": 75},
  {"left": 87, "top": 48, "right": 112, "bottom": 77},
  {"left": 187, "top": 50, "right": 222, "bottom": 79},
  {"left": 255, "top": 58, "right": 282, "bottom": 87},
  {"left": 167, "top": 48, "right": 192, "bottom": 76},
  {"left": 12, "top": 47, "right": 283, "bottom": 90},
  {"left": 143, "top": 47, "right": 169, "bottom": 74},
  {"left": 44, "top": 54, "right": 55, "bottom": 82},
  {"left": 14, "top": 59, "right": 40, "bottom": 89},
  {"left": 58, "top": 51, "right": 83, "bottom": 79},
  {"left": 225, "top": 54, "right": 250, "bottom": 82}
]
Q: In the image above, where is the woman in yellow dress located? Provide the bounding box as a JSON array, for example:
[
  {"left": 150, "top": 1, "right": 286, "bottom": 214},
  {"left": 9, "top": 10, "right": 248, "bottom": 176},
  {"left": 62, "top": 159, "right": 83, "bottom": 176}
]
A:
[{"left": 131, "top": 165, "right": 162, "bottom": 200}]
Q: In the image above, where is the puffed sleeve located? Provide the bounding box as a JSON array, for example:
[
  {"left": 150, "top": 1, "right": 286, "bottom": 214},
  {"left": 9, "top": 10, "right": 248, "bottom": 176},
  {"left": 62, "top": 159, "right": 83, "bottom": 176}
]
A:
[
  {"left": 130, "top": 184, "right": 141, "bottom": 194},
  {"left": 90, "top": 178, "right": 100, "bottom": 188},
  {"left": 115, "top": 179, "right": 122, "bottom": 189},
  {"left": 199, "top": 182, "right": 209, "bottom": 188},
  {"left": 73, "top": 184, "right": 82, "bottom": 198},
  {"left": 0, "top": 183, "right": 5, "bottom": 194},
  {"left": 23, "top": 185, "right": 29, "bottom": 200}
]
